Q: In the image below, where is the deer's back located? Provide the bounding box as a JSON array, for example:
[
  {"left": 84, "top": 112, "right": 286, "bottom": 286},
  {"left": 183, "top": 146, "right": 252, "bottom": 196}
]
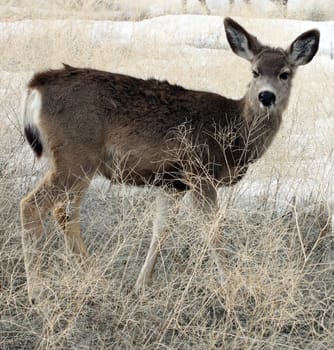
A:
[{"left": 28, "top": 65, "right": 243, "bottom": 187}]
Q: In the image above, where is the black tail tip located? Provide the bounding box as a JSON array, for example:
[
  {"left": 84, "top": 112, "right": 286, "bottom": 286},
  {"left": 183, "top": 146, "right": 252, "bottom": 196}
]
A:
[{"left": 24, "top": 125, "right": 43, "bottom": 158}]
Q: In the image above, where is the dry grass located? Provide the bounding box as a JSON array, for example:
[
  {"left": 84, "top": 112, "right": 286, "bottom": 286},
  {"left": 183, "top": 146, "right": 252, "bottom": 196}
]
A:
[
  {"left": 1, "top": 0, "right": 334, "bottom": 21},
  {"left": 1, "top": 152, "right": 334, "bottom": 349},
  {"left": 1, "top": 2, "right": 334, "bottom": 349}
]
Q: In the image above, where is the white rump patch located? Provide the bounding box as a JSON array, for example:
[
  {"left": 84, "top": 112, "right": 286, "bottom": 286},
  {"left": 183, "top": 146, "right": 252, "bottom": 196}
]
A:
[{"left": 23, "top": 88, "right": 42, "bottom": 129}]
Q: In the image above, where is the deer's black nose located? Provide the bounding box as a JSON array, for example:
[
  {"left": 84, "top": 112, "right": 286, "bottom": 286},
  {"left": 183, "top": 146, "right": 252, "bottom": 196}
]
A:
[{"left": 259, "top": 91, "right": 276, "bottom": 107}]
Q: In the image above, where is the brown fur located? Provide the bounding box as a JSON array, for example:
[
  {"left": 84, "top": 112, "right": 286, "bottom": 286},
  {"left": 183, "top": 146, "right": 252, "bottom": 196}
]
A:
[
  {"left": 20, "top": 18, "right": 320, "bottom": 303},
  {"left": 29, "top": 64, "right": 248, "bottom": 189}
]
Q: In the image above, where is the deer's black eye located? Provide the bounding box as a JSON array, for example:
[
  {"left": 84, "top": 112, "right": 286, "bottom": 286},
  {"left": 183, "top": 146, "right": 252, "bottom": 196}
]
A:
[
  {"left": 252, "top": 70, "right": 259, "bottom": 78},
  {"left": 279, "top": 72, "right": 290, "bottom": 80}
]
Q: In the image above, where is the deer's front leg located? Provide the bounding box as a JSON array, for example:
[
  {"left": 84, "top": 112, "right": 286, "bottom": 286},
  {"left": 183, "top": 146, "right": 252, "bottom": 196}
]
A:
[
  {"left": 135, "top": 191, "right": 174, "bottom": 292},
  {"left": 193, "top": 180, "right": 226, "bottom": 283}
]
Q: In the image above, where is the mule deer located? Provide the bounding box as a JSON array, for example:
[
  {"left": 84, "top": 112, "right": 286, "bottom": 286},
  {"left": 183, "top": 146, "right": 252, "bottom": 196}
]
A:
[{"left": 21, "top": 18, "right": 319, "bottom": 303}]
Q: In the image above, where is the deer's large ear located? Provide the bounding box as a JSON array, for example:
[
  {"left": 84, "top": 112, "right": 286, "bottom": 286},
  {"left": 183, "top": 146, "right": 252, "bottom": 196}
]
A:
[
  {"left": 224, "top": 17, "right": 263, "bottom": 62},
  {"left": 288, "top": 29, "right": 320, "bottom": 66}
]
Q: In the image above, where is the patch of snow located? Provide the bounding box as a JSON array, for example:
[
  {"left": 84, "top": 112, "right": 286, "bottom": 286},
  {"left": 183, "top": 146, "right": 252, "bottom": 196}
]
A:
[{"left": 1, "top": 17, "right": 332, "bottom": 56}]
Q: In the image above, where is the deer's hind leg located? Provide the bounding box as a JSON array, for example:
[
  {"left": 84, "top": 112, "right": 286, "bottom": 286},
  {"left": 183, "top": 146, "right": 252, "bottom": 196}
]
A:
[
  {"left": 52, "top": 185, "right": 88, "bottom": 259},
  {"left": 21, "top": 171, "right": 65, "bottom": 303},
  {"left": 20, "top": 170, "right": 89, "bottom": 304}
]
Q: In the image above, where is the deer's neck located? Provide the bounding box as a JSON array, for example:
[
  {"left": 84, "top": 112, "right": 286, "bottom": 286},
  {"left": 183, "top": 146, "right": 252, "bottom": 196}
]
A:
[{"left": 240, "top": 95, "right": 283, "bottom": 162}]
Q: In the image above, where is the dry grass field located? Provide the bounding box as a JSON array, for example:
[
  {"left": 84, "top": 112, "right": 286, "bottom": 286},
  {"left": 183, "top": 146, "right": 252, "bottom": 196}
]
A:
[{"left": 1, "top": 1, "right": 334, "bottom": 349}]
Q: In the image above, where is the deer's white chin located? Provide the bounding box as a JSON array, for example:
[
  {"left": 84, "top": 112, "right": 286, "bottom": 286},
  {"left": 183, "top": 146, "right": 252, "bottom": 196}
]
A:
[{"left": 259, "top": 103, "right": 276, "bottom": 112}]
